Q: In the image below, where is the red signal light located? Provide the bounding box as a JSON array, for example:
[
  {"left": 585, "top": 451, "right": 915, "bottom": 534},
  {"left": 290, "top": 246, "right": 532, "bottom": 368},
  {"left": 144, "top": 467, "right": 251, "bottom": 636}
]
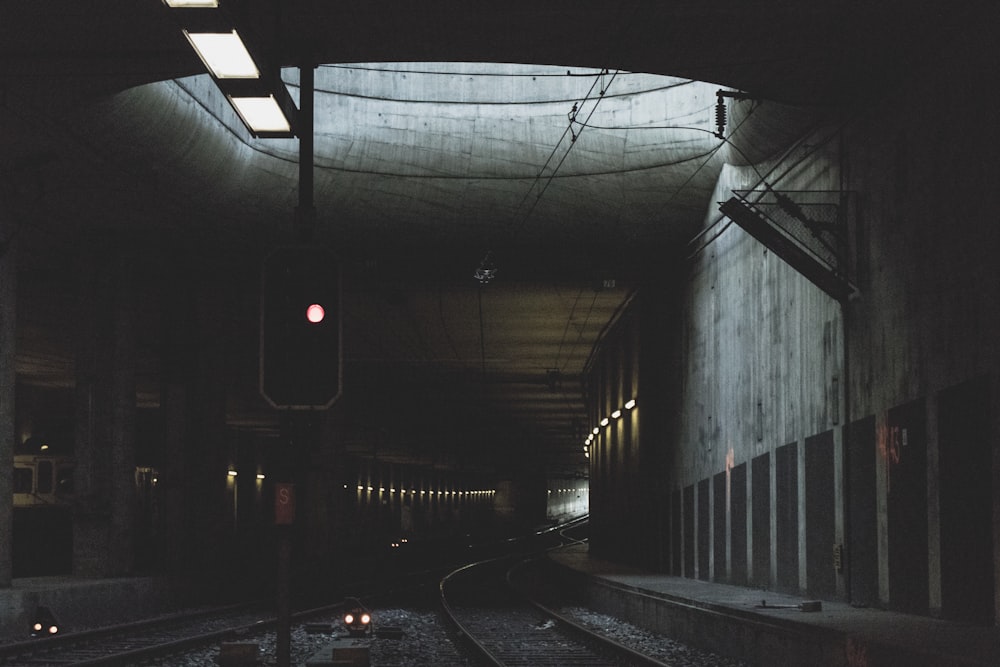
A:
[{"left": 306, "top": 303, "right": 325, "bottom": 323}]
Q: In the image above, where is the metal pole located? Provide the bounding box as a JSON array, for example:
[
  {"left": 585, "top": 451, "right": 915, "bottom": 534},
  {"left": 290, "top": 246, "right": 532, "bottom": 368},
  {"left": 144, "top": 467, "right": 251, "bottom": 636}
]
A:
[
  {"left": 296, "top": 63, "right": 315, "bottom": 243},
  {"left": 275, "top": 413, "right": 294, "bottom": 667},
  {"left": 276, "top": 523, "right": 291, "bottom": 667},
  {"left": 277, "top": 60, "right": 316, "bottom": 667}
]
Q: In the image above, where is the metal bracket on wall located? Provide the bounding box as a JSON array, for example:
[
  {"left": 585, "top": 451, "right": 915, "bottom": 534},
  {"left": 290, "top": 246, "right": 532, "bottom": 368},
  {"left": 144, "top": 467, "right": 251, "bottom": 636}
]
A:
[{"left": 720, "top": 189, "right": 858, "bottom": 302}]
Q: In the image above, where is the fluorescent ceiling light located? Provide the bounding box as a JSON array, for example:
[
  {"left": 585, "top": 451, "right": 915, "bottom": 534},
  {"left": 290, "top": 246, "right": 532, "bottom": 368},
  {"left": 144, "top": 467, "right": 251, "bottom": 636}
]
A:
[
  {"left": 229, "top": 95, "right": 292, "bottom": 133},
  {"left": 164, "top": 0, "right": 219, "bottom": 7},
  {"left": 184, "top": 30, "right": 259, "bottom": 79}
]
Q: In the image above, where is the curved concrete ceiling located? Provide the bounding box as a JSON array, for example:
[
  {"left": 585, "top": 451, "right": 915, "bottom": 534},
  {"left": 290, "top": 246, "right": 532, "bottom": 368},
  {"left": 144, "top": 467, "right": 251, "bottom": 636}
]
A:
[{"left": 79, "top": 65, "right": 727, "bottom": 256}]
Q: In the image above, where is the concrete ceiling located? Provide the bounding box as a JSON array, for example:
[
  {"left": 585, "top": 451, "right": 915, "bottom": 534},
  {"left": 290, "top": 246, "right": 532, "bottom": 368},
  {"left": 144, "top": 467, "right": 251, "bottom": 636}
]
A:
[{"left": 0, "top": 1, "right": 985, "bottom": 477}]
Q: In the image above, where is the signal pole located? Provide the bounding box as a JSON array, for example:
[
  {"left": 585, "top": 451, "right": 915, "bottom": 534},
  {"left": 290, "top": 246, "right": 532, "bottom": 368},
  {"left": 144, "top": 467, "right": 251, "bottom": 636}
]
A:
[{"left": 274, "top": 61, "right": 316, "bottom": 667}]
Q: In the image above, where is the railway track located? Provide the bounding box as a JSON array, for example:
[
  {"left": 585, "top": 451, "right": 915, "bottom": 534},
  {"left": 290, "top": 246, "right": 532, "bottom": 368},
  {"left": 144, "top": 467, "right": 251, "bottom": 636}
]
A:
[
  {"left": 441, "top": 554, "right": 670, "bottom": 667},
  {"left": 0, "top": 603, "right": 278, "bottom": 666}
]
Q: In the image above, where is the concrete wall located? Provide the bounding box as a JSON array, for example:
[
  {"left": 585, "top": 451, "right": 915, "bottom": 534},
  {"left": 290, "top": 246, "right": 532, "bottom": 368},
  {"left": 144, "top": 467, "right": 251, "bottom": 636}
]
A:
[
  {"left": 589, "top": 25, "right": 1000, "bottom": 622},
  {"left": 672, "top": 144, "right": 846, "bottom": 592}
]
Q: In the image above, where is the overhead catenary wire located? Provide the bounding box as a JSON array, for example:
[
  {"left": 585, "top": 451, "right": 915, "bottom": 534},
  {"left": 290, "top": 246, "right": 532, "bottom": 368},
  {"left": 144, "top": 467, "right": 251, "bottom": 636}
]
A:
[
  {"left": 556, "top": 288, "right": 600, "bottom": 376},
  {"left": 502, "top": 68, "right": 622, "bottom": 243}
]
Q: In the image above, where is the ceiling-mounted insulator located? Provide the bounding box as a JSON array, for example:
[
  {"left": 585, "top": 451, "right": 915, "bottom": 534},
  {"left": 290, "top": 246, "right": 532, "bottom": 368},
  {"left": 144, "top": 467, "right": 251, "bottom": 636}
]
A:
[{"left": 714, "top": 92, "right": 727, "bottom": 139}]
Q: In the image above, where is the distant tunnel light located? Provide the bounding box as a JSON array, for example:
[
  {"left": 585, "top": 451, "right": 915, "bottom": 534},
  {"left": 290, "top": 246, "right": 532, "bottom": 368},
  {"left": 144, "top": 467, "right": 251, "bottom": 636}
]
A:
[
  {"left": 229, "top": 95, "right": 293, "bottom": 133},
  {"left": 625, "top": 399, "right": 636, "bottom": 410},
  {"left": 600, "top": 417, "right": 609, "bottom": 427},
  {"left": 184, "top": 30, "right": 260, "bottom": 79},
  {"left": 227, "top": 470, "right": 238, "bottom": 477},
  {"left": 164, "top": 0, "right": 218, "bottom": 6},
  {"left": 611, "top": 409, "right": 622, "bottom": 419}
]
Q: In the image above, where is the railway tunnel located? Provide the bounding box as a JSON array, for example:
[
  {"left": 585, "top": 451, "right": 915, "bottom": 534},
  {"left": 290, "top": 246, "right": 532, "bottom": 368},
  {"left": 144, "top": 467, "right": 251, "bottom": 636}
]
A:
[{"left": 1, "top": 0, "right": 999, "bottom": 660}]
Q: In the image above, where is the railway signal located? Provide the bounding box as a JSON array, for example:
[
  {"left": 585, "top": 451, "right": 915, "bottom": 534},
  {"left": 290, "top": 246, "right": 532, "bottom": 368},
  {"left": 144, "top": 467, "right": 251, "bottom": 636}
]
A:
[{"left": 259, "top": 245, "right": 342, "bottom": 409}]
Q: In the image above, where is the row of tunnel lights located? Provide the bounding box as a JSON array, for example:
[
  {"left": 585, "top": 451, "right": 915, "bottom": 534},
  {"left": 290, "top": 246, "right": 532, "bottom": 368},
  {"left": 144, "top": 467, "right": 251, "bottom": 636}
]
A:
[
  {"left": 226, "top": 470, "right": 265, "bottom": 480},
  {"left": 353, "top": 486, "right": 496, "bottom": 497},
  {"left": 221, "top": 474, "right": 576, "bottom": 497},
  {"left": 147, "top": 471, "right": 265, "bottom": 483},
  {"left": 584, "top": 398, "right": 637, "bottom": 458}
]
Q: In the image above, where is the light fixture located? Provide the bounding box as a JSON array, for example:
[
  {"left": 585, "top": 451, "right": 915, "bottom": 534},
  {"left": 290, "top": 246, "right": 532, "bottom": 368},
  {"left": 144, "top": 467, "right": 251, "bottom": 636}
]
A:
[
  {"left": 625, "top": 398, "right": 636, "bottom": 410},
  {"left": 229, "top": 95, "right": 293, "bottom": 134},
  {"left": 227, "top": 470, "right": 238, "bottom": 477},
  {"left": 163, "top": 0, "right": 218, "bottom": 6},
  {"left": 600, "top": 417, "right": 609, "bottom": 427},
  {"left": 474, "top": 251, "right": 497, "bottom": 284},
  {"left": 256, "top": 473, "right": 265, "bottom": 480},
  {"left": 343, "top": 601, "right": 373, "bottom": 637},
  {"left": 592, "top": 427, "right": 599, "bottom": 435},
  {"left": 611, "top": 409, "right": 622, "bottom": 419},
  {"left": 30, "top": 607, "right": 59, "bottom": 637},
  {"left": 164, "top": 2, "right": 298, "bottom": 139},
  {"left": 183, "top": 30, "right": 260, "bottom": 79}
]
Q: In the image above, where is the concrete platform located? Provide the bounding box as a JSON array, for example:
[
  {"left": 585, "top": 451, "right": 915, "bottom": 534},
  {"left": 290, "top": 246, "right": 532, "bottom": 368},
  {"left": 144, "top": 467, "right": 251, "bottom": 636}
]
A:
[
  {"left": 548, "top": 543, "right": 1000, "bottom": 667},
  {"left": 0, "top": 576, "right": 182, "bottom": 641}
]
